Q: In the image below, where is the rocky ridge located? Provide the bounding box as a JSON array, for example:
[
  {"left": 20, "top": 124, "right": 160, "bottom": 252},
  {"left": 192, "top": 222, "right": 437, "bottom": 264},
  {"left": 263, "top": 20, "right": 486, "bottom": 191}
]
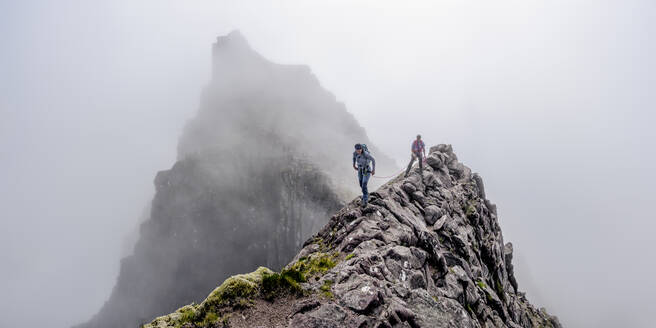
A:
[{"left": 145, "top": 144, "right": 561, "bottom": 328}]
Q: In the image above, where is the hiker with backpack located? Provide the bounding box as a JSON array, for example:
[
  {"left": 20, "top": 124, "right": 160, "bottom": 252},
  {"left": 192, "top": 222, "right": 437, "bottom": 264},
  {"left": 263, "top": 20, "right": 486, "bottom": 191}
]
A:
[
  {"left": 404, "top": 134, "right": 426, "bottom": 178},
  {"left": 353, "top": 143, "right": 376, "bottom": 207}
]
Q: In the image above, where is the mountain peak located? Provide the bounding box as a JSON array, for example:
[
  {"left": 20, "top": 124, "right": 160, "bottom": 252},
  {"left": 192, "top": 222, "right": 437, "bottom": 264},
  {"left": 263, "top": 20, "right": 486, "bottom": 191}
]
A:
[
  {"left": 211, "top": 31, "right": 268, "bottom": 75},
  {"left": 214, "top": 30, "right": 250, "bottom": 51}
]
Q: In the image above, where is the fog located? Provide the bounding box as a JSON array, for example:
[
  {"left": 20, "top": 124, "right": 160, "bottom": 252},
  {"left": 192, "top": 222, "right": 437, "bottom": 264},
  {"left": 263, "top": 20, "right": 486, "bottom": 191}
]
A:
[{"left": 1, "top": 1, "right": 654, "bottom": 327}]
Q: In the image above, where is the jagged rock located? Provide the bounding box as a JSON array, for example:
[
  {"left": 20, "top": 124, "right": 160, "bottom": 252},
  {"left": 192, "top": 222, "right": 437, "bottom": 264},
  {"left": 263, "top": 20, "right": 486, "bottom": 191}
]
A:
[
  {"left": 504, "top": 243, "right": 518, "bottom": 292},
  {"left": 292, "top": 299, "right": 321, "bottom": 315},
  {"left": 144, "top": 144, "right": 560, "bottom": 328},
  {"left": 423, "top": 205, "right": 443, "bottom": 225},
  {"left": 432, "top": 214, "right": 449, "bottom": 231},
  {"left": 288, "top": 303, "right": 346, "bottom": 328},
  {"left": 472, "top": 173, "right": 486, "bottom": 199}
]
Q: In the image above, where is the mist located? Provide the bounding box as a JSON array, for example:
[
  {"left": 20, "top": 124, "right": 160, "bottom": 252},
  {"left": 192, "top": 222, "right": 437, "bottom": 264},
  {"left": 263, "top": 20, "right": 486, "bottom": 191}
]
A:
[{"left": 1, "top": 1, "right": 654, "bottom": 327}]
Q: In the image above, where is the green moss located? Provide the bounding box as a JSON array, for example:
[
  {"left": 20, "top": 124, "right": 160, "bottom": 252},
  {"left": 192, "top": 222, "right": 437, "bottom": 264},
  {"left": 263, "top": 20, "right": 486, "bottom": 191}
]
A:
[
  {"left": 261, "top": 272, "right": 284, "bottom": 300},
  {"left": 476, "top": 280, "right": 487, "bottom": 289},
  {"left": 313, "top": 237, "right": 327, "bottom": 252},
  {"left": 282, "top": 265, "right": 304, "bottom": 283},
  {"left": 179, "top": 307, "right": 196, "bottom": 322},
  {"left": 261, "top": 265, "right": 309, "bottom": 300},
  {"left": 495, "top": 279, "right": 506, "bottom": 301},
  {"left": 221, "top": 314, "right": 231, "bottom": 325},
  {"left": 201, "top": 312, "right": 219, "bottom": 326},
  {"left": 345, "top": 253, "right": 356, "bottom": 261},
  {"left": 171, "top": 304, "right": 200, "bottom": 328},
  {"left": 236, "top": 298, "right": 254, "bottom": 309},
  {"left": 264, "top": 252, "right": 339, "bottom": 300},
  {"left": 320, "top": 280, "right": 334, "bottom": 299},
  {"left": 286, "top": 252, "right": 338, "bottom": 282},
  {"left": 203, "top": 267, "right": 273, "bottom": 308},
  {"left": 466, "top": 303, "right": 474, "bottom": 315},
  {"left": 465, "top": 202, "right": 477, "bottom": 217}
]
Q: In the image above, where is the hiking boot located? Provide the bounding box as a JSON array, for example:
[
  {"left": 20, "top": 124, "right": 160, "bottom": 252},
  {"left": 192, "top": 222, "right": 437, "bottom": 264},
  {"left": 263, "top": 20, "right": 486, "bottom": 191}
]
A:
[{"left": 361, "top": 199, "right": 368, "bottom": 208}]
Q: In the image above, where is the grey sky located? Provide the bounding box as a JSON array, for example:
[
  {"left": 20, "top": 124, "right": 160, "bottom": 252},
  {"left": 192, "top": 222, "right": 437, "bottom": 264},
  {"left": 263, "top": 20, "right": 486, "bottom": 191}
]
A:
[{"left": 1, "top": 1, "right": 654, "bottom": 327}]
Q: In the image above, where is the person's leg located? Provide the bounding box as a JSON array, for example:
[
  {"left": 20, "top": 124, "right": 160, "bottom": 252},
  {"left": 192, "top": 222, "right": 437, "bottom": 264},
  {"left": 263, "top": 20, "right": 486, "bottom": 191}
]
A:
[
  {"left": 358, "top": 170, "right": 365, "bottom": 205},
  {"left": 404, "top": 154, "right": 416, "bottom": 177},
  {"left": 358, "top": 170, "right": 363, "bottom": 188},
  {"left": 418, "top": 152, "right": 423, "bottom": 177},
  {"left": 361, "top": 172, "right": 370, "bottom": 204}
]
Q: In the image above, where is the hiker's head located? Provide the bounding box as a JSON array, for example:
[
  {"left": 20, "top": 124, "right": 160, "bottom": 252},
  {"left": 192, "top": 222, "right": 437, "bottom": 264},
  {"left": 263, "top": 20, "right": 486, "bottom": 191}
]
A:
[
  {"left": 416, "top": 134, "right": 421, "bottom": 140},
  {"left": 354, "top": 143, "right": 363, "bottom": 154}
]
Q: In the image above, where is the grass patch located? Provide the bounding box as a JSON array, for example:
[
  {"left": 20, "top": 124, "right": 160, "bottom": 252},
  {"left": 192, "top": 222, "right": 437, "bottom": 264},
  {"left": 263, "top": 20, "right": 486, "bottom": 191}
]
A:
[{"left": 345, "top": 253, "right": 356, "bottom": 261}]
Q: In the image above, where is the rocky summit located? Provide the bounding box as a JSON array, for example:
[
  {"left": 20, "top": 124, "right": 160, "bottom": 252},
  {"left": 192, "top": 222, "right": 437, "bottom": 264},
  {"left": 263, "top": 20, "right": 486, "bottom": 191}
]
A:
[{"left": 144, "top": 144, "right": 561, "bottom": 328}]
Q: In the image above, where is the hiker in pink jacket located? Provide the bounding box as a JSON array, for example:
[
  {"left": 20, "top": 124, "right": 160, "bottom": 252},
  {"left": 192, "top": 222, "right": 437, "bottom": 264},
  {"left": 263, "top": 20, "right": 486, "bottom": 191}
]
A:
[{"left": 404, "top": 134, "right": 426, "bottom": 178}]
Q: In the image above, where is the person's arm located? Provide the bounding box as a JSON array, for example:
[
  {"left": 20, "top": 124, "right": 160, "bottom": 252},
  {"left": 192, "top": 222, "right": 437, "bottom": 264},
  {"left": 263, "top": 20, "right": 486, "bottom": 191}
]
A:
[
  {"left": 353, "top": 152, "right": 358, "bottom": 170},
  {"left": 369, "top": 153, "right": 376, "bottom": 174}
]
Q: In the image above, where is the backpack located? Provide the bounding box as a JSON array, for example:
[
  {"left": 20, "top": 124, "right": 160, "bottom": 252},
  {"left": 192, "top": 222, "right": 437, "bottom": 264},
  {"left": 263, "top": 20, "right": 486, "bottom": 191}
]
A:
[
  {"left": 412, "top": 140, "right": 424, "bottom": 153},
  {"left": 361, "top": 143, "right": 370, "bottom": 154}
]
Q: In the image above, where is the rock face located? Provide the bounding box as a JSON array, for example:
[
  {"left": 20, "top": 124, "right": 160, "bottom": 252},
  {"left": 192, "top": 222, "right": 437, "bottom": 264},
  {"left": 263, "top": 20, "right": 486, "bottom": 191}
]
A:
[
  {"left": 145, "top": 144, "right": 561, "bottom": 328},
  {"left": 76, "top": 31, "right": 395, "bottom": 328}
]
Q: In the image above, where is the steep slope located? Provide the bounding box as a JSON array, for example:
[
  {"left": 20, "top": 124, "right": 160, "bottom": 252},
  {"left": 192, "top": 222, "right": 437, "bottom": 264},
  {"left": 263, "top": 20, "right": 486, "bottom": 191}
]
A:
[
  {"left": 77, "top": 31, "right": 396, "bottom": 328},
  {"left": 145, "top": 144, "right": 560, "bottom": 328}
]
